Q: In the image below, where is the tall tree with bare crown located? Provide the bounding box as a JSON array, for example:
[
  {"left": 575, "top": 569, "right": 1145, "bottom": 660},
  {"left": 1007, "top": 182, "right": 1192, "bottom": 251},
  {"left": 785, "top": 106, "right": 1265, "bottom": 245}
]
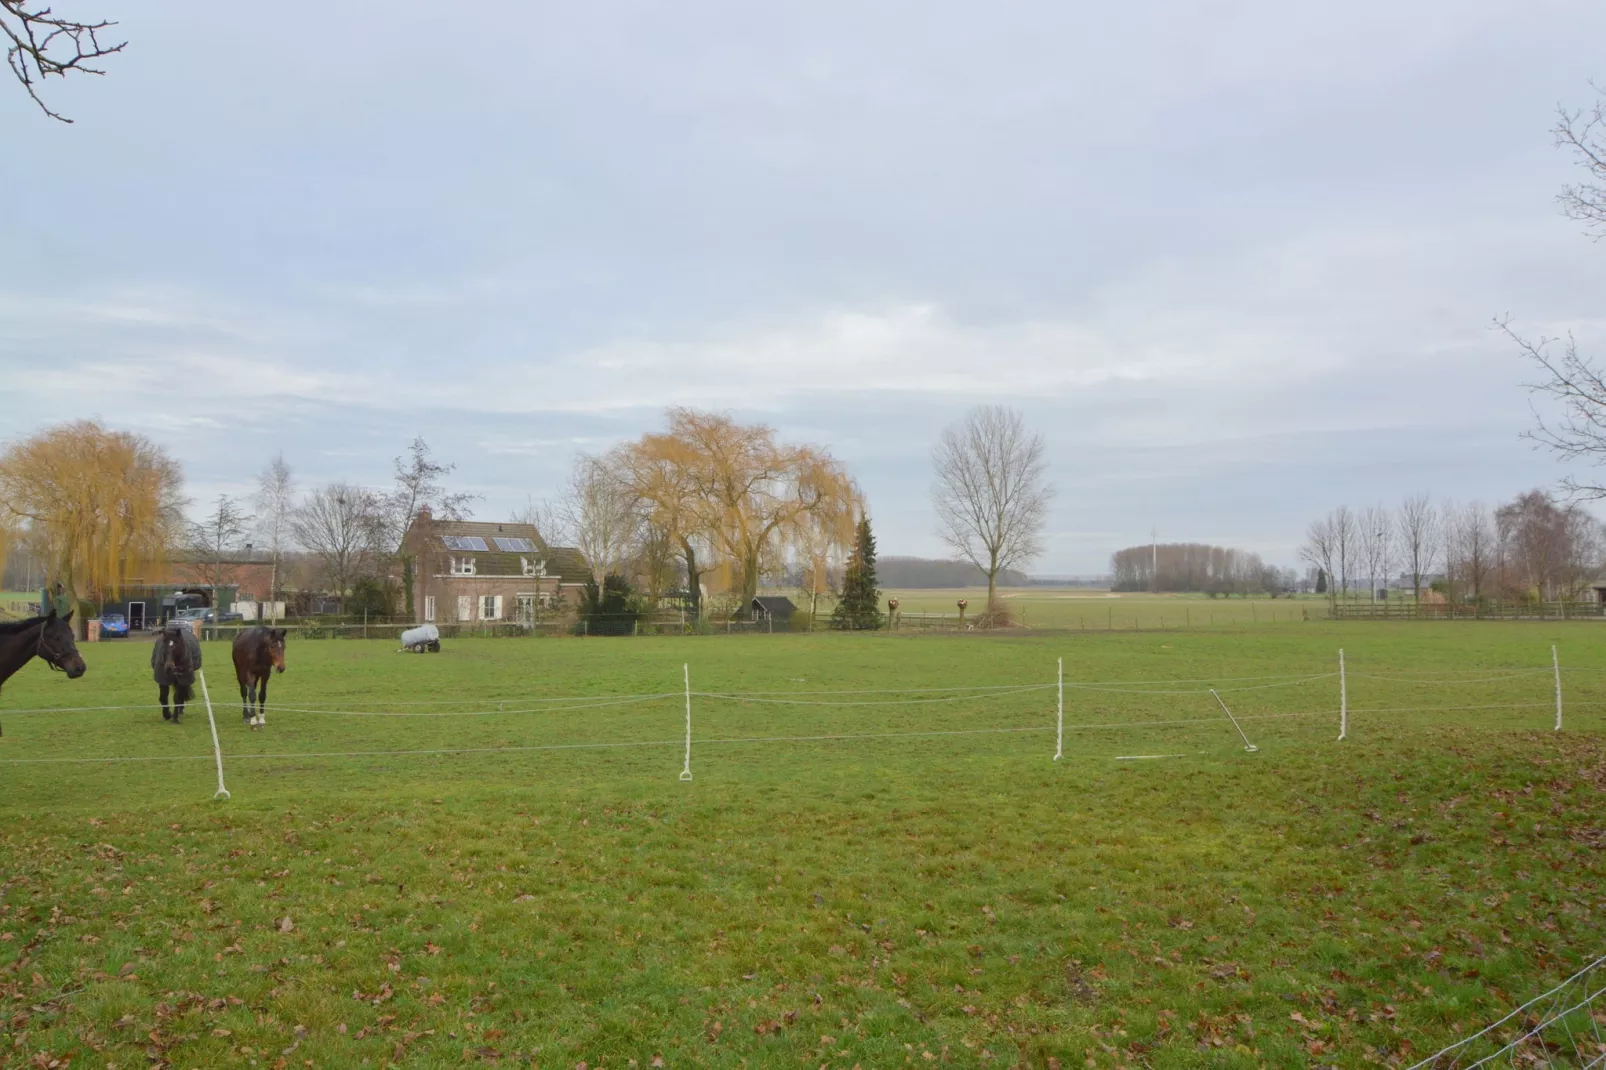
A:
[{"left": 931, "top": 406, "right": 1053, "bottom": 612}]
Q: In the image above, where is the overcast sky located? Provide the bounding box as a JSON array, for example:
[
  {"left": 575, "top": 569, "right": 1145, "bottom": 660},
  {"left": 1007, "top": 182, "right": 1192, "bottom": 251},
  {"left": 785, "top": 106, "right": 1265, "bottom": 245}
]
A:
[{"left": 4, "top": 1, "right": 1606, "bottom": 574}]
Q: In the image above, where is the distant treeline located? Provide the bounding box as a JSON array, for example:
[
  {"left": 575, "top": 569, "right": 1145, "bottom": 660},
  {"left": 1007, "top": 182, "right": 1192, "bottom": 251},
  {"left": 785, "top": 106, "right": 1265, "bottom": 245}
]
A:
[
  {"left": 1110, "top": 543, "right": 1293, "bottom": 595},
  {"left": 878, "top": 556, "right": 1031, "bottom": 588}
]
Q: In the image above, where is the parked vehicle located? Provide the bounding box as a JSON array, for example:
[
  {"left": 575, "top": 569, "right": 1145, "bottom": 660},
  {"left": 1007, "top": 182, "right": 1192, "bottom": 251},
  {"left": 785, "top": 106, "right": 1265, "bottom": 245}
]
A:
[
  {"left": 98, "top": 613, "right": 130, "bottom": 638},
  {"left": 173, "top": 607, "right": 246, "bottom": 625}
]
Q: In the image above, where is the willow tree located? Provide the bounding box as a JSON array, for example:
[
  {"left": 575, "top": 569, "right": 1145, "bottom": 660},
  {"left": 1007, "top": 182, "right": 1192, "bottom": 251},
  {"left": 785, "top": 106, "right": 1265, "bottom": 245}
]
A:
[
  {"left": 612, "top": 411, "right": 860, "bottom": 615},
  {"left": 664, "top": 409, "right": 861, "bottom": 609},
  {"left": 0, "top": 420, "right": 185, "bottom": 624},
  {"left": 616, "top": 430, "right": 718, "bottom": 618}
]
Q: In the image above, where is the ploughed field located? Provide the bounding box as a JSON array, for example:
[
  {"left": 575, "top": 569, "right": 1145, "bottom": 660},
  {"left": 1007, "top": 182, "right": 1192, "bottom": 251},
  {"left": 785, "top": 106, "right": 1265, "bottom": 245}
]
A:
[{"left": 2, "top": 624, "right": 1604, "bottom": 1068}]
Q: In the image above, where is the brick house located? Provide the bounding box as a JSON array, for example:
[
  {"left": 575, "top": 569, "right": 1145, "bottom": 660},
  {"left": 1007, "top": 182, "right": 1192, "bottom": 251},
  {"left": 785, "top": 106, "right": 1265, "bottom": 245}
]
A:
[{"left": 402, "top": 512, "right": 591, "bottom": 624}]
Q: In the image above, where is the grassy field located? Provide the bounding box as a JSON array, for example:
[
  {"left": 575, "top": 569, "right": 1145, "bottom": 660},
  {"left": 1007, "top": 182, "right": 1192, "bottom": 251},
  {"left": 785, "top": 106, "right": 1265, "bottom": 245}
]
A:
[
  {"left": 2, "top": 625, "right": 1604, "bottom": 1068},
  {"left": 878, "top": 588, "right": 1322, "bottom": 630}
]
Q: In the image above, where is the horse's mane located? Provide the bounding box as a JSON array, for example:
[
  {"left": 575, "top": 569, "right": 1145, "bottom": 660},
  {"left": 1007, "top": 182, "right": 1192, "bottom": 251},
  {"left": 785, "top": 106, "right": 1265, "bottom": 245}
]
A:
[{"left": 0, "top": 616, "right": 44, "bottom": 635}]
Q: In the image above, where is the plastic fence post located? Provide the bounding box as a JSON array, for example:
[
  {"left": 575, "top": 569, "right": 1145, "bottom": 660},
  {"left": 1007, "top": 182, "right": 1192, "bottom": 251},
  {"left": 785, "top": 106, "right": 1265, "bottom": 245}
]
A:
[
  {"left": 680, "top": 663, "right": 694, "bottom": 781},
  {"left": 1553, "top": 645, "right": 1563, "bottom": 732},
  {"left": 1338, "top": 649, "right": 1347, "bottom": 741},
  {"left": 197, "top": 670, "right": 231, "bottom": 801},
  {"left": 1054, "top": 657, "right": 1064, "bottom": 761},
  {"left": 1210, "top": 689, "right": 1259, "bottom": 753}
]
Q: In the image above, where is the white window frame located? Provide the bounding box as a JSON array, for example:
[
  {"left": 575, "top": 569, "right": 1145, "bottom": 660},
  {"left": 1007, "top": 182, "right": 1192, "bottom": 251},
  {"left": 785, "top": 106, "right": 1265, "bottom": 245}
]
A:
[
  {"left": 481, "top": 594, "right": 502, "bottom": 621},
  {"left": 423, "top": 595, "right": 436, "bottom": 623},
  {"left": 515, "top": 593, "right": 535, "bottom": 623},
  {"left": 457, "top": 594, "right": 473, "bottom": 622},
  {"left": 450, "top": 556, "right": 476, "bottom": 576}
]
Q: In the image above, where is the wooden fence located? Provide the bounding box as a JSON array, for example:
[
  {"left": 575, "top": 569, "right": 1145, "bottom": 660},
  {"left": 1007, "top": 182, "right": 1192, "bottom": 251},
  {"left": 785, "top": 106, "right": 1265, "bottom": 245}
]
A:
[{"left": 1329, "top": 600, "right": 1606, "bottom": 621}]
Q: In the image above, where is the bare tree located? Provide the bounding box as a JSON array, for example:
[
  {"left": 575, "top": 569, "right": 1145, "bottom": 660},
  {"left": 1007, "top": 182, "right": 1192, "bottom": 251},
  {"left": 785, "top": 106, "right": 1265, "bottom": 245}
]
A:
[
  {"left": 1357, "top": 505, "right": 1395, "bottom": 602},
  {"left": 557, "top": 451, "right": 641, "bottom": 584},
  {"left": 1396, "top": 493, "right": 1439, "bottom": 602},
  {"left": 1556, "top": 85, "right": 1606, "bottom": 237},
  {"left": 1299, "top": 515, "right": 1338, "bottom": 609},
  {"left": 1447, "top": 501, "right": 1497, "bottom": 603},
  {"left": 1503, "top": 86, "right": 1606, "bottom": 495},
  {"left": 1496, "top": 488, "right": 1605, "bottom": 600},
  {"left": 1331, "top": 505, "right": 1357, "bottom": 601},
  {"left": 932, "top": 406, "right": 1054, "bottom": 609},
  {"left": 292, "top": 483, "right": 380, "bottom": 612},
  {"left": 254, "top": 455, "right": 295, "bottom": 621},
  {"left": 186, "top": 495, "right": 254, "bottom": 606},
  {"left": 382, "top": 437, "right": 477, "bottom": 554},
  {"left": 2, "top": 1, "right": 123, "bottom": 121}
]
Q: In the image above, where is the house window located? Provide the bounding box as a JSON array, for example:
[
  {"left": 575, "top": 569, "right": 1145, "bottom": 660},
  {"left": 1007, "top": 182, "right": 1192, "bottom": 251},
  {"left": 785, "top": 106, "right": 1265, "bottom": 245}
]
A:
[
  {"left": 450, "top": 556, "right": 476, "bottom": 576},
  {"left": 538, "top": 592, "right": 553, "bottom": 608},
  {"left": 457, "top": 595, "right": 473, "bottom": 622},
  {"left": 423, "top": 596, "right": 436, "bottom": 623},
  {"left": 520, "top": 557, "right": 543, "bottom": 578},
  {"left": 515, "top": 593, "right": 535, "bottom": 623},
  {"left": 481, "top": 594, "right": 502, "bottom": 621}
]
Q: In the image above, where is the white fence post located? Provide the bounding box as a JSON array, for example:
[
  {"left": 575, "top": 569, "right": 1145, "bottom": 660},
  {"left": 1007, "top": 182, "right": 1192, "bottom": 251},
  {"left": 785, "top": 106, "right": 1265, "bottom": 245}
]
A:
[
  {"left": 1338, "top": 649, "right": 1347, "bottom": 741},
  {"left": 197, "top": 670, "right": 231, "bottom": 801},
  {"left": 1054, "top": 657, "right": 1064, "bottom": 761},
  {"left": 1553, "top": 645, "right": 1563, "bottom": 732},
  {"left": 680, "top": 663, "right": 694, "bottom": 781}
]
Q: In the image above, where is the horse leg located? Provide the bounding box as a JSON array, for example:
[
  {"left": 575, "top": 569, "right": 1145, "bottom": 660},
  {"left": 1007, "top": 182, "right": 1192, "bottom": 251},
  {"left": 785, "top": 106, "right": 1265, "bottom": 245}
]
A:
[
  {"left": 175, "top": 683, "right": 188, "bottom": 722},
  {"left": 257, "top": 675, "right": 269, "bottom": 725},
  {"left": 240, "top": 678, "right": 252, "bottom": 722},
  {"left": 160, "top": 683, "right": 171, "bottom": 721}
]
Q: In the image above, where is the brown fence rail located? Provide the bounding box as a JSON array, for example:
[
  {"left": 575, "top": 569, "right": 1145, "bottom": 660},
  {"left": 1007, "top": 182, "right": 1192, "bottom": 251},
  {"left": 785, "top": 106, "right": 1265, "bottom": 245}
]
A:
[{"left": 1329, "top": 600, "right": 1606, "bottom": 621}]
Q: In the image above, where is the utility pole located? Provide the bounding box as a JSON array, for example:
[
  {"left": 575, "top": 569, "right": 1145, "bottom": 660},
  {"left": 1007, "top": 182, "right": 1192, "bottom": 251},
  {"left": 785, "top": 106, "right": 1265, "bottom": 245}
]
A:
[{"left": 1151, "top": 526, "right": 1158, "bottom": 594}]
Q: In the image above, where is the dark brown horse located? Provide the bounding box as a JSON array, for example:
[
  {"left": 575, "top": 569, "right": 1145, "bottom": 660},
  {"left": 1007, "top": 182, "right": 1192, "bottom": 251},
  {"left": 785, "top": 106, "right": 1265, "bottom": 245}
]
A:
[
  {"left": 0, "top": 607, "right": 87, "bottom": 736},
  {"left": 232, "top": 627, "right": 286, "bottom": 726},
  {"left": 151, "top": 623, "right": 200, "bottom": 722}
]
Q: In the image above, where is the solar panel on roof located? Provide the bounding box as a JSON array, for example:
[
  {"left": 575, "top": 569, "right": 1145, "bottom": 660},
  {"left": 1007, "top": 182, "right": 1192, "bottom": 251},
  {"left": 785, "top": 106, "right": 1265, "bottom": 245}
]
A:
[
  {"left": 494, "top": 537, "right": 537, "bottom": 552},
  {"left": 441, "top": 535, "right": 488, "bottom": 551}
]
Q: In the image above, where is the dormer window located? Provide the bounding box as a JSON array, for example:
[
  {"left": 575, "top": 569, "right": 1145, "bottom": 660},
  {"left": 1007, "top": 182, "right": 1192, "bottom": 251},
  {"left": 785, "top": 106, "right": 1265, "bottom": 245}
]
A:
[
  {"left": 521, "top": 557, "right": 544, "bottom": 578},
  {"left": 450, "top": 555, "right": 476, "bottom": 576}
]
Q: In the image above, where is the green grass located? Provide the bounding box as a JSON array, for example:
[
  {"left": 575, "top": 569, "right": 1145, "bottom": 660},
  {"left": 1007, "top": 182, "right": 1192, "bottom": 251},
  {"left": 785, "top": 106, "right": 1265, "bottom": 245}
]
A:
[
  {"left": 876, "top": 587, "right": 1322, "bottom": 630},
  {"left": 2, "top": 625, "right": 1604, "bottom": 1068}
]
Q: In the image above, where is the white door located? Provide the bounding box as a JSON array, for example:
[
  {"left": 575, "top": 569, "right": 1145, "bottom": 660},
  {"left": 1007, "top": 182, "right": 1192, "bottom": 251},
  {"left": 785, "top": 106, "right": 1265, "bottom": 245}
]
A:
[
  {"left": 424, "top": 596, "right": 436, "bottom": 622},
  {"left": 457, "top": 595, "right": 472, "bottom": 622}
]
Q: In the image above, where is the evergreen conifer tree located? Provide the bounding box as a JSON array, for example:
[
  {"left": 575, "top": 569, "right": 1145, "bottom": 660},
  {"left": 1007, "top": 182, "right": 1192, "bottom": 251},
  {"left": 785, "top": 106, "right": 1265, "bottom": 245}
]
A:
[{"left": 832, "top": 517, "right": 884, "bottom": 630}]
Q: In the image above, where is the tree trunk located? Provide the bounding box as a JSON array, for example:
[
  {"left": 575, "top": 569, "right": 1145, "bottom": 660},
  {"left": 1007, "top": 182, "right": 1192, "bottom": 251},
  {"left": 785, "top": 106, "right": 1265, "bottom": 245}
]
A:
[
  {"left": 680, "top": 538, "right": 702, "bottom": 619},
  {"left": 741, "top": 550, "right": 761, "bottom": 613}
]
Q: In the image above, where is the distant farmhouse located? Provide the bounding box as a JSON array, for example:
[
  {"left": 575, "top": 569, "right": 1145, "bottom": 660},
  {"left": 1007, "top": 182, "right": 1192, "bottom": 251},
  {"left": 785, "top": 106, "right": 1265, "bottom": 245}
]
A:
[{"left": 403, "top": 511, "right": 591, "bottom": 624}]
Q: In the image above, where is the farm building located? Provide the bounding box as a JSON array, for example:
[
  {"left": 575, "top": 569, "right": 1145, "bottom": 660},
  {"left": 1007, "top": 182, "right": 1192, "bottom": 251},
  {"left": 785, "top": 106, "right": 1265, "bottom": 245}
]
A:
[
  {"left": 751, "top": 595, "right": 797, "bottom": 625},
  {"left": 95, "top": 584, "right": 239, "bottom": 630},
  {"left": 402, "top": 511, "right": 591, "bottom": 624}
]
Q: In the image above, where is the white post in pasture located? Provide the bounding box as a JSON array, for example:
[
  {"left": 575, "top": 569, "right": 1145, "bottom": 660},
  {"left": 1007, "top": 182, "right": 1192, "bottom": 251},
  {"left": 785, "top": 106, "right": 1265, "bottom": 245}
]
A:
[
  {"left": 1553, "top": 645, "right": 1563, "bottom": 732},
  {"left": 1054, "top": 657, "right": 1064, "bottom": 761},
  {"left": 680, "top": 663, "right": 694, "bottom": 781},
  {"left": 197, "top": 669, "right": 231, "bottom": 801},
  {"left": 1210, "top": 689, "right": 1259, "bottom": 753},
  {"left": 1338, "top": 649, "right": 1347, "bottom": 742}
]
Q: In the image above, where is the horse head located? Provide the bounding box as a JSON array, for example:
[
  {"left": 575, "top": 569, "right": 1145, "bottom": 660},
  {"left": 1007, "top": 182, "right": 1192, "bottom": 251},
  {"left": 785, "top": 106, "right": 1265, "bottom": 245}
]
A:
[
  {"left": 159, "top": 625, "right": 189, "bottom": 677},
  {"left": 266, "top": 628, "right": 287, "bottom": 673},
  {"left": 38, "top": 607, "right": 86, "bottom": 679}
]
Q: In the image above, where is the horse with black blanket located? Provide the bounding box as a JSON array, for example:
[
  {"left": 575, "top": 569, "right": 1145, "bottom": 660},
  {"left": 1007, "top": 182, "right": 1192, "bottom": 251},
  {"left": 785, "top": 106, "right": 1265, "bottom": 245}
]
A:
[{"left": 151, "top": 623, "right": 201, "bottom": 722}]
